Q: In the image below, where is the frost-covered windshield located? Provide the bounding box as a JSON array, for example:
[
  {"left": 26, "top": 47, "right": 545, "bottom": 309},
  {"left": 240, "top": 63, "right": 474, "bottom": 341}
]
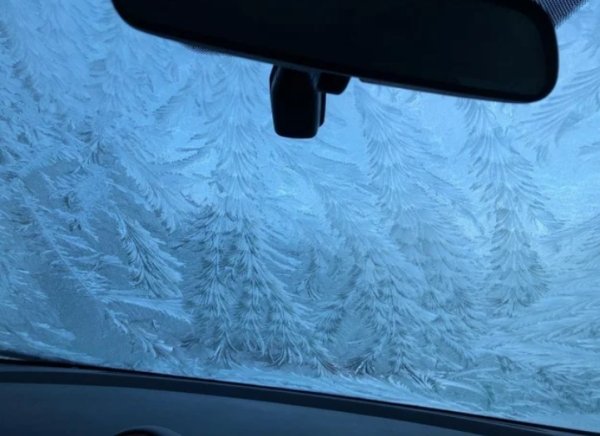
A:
[{"left": 1, "top": 0, "right": 599, "bottom": 432}]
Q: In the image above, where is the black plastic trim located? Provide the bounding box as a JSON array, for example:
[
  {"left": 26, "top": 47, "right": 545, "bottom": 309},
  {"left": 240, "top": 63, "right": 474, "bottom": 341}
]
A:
[{"left": 0, "top": 360, "right": 591, "bottom": 435}]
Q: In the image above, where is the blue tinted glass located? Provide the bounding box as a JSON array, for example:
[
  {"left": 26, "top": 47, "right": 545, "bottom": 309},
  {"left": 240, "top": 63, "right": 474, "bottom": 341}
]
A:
[{"left": 0, "top": 1, "right": 599, "bottom": 431}]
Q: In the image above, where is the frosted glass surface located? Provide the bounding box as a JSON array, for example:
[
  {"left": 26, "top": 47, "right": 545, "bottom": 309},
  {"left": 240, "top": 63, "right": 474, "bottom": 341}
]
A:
[{"left": 0, "top": 1, "right": 599, "bottom": 431}]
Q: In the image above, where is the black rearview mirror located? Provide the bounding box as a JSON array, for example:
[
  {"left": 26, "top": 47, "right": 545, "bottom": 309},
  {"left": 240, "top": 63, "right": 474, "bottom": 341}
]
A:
[{"left": 113, "top": 0, "right": 558, "bottom": 137}]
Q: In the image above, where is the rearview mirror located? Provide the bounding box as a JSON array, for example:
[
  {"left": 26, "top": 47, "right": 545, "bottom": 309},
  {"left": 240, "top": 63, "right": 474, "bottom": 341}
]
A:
[{"left": 113, "top": 0, "right": 558, "bottom": 137}]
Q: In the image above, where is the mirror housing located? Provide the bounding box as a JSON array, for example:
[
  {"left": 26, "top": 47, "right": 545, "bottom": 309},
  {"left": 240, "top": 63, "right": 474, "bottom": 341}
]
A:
[{"left": 113, "top": 0, "right": 559, "bottom": 137}]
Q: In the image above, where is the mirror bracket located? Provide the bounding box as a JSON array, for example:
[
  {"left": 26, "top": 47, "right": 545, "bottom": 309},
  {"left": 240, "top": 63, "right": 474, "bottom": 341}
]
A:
[{"left": 270, "top": 66, "right": 350, "bottom": 138}]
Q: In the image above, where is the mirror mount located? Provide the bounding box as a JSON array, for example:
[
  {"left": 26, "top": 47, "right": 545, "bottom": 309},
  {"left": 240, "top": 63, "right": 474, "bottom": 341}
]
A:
[{"left": 270, "top": 67, "right": 350, "bottom": 138}]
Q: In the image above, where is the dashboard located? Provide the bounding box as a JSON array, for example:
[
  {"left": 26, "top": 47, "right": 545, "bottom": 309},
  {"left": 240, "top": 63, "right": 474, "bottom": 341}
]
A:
[{"left": 0, "top": 362, "right": 581, "bottom": 436}]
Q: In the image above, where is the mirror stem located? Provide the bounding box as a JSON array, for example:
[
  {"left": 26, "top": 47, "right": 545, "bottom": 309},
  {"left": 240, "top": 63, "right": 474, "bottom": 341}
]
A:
[{"left": 270, "top": 66, "right": 349, "bottom": 138}]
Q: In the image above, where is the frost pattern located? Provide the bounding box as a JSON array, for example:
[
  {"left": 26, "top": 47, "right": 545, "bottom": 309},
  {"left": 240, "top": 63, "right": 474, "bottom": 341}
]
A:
[{"left": 0, "top": 0, "right": 599, "bottom": 431}]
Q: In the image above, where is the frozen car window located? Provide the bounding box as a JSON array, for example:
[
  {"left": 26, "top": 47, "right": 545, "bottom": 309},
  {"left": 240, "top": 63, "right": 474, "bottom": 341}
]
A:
[{"left": 0, "top": 0, "right": 599, "bottom": 432}]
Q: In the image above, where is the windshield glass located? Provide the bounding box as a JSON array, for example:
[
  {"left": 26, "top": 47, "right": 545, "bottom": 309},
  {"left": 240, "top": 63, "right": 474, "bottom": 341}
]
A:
[{"left": 1, "top": 1, "right": 599, "bottom": 431}]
